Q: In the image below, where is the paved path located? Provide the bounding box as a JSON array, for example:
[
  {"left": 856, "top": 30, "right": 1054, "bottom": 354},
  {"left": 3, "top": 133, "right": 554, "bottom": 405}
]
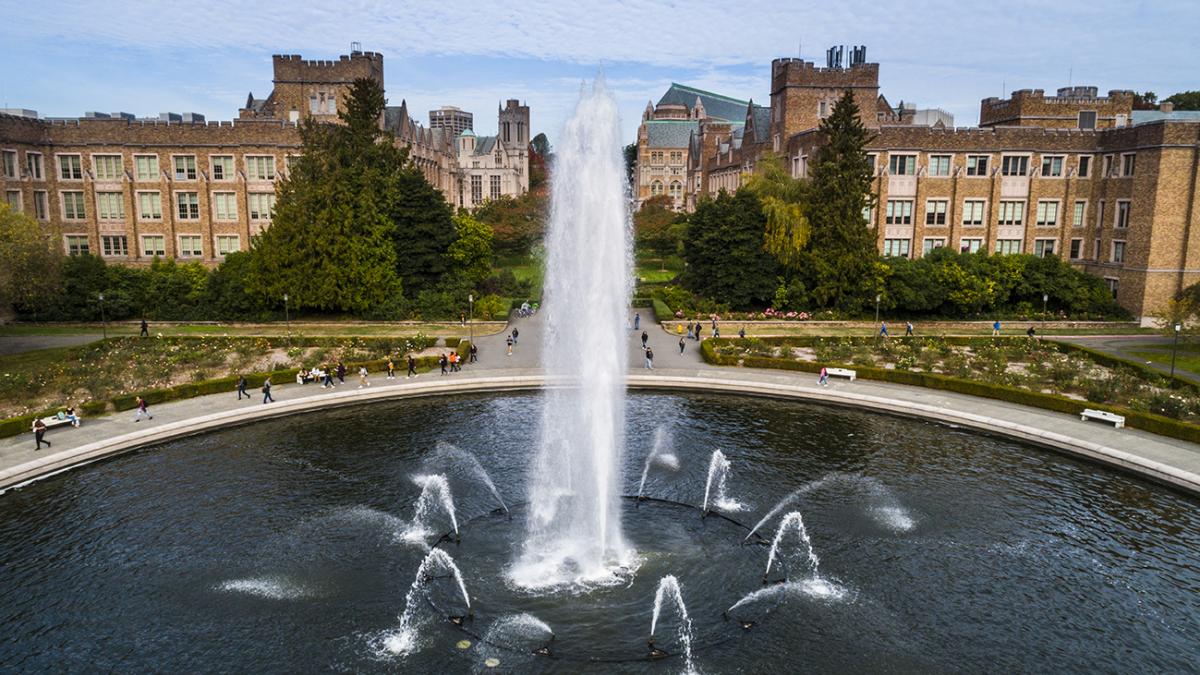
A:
[
  {"left": 0, "top": 334, "right": 102, "bottom": 356},
  {"left": 3, "top": 311, "right": 1199, "bottom": 496}
]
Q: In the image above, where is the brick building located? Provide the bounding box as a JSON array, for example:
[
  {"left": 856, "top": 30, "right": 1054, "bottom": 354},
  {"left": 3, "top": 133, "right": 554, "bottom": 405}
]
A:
[
  {"left": 0, "top": 49, "right": 530, "bottom": 265},
  {"left": 681, "top": 47, "right": 1200, "bottom": 320}
]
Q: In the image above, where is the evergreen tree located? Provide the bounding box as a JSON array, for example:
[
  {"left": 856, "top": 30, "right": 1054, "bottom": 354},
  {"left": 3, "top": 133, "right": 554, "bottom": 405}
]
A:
[
  {"left": 681, "top": 190, "right": 778, "bottom": 308},
  {"left": 388, "top": 166, "right": 455, "bottom": 295},
  {"left": 801, "top": 90, "right": 878, "bottom": 313}
]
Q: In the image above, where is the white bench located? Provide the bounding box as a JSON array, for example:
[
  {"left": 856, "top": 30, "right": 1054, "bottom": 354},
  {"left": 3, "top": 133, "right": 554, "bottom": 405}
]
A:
[
  {"left": 826, "top": 367, "right": 857, "bottom": 381},
  {"left": 1080, "top": 409, "right": 1125, "bottom": 428},
  {"left": 35, "top": 415, "right": 74, "bottom": 431}
]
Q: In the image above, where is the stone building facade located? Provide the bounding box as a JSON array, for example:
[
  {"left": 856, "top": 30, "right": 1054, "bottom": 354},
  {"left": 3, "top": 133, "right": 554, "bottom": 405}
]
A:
[
  {"left": 681, "top": 50, "right": 1200, "bottom": 320},
  {"left": 453, "top": 100, "right": 530, "bottom": 209},
  {"left": 0, "top": 50, "right": 530, "bottom": 265}
]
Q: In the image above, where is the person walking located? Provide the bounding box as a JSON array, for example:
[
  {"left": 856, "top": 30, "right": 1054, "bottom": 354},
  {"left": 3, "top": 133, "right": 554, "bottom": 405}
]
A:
[
  {"left": 905, "top": 321, "right": 913, "bottom": 337},
  {"left": 261, "top": 378, "right": 274, "bottom": 404},
  {"left": 1026, "top": 325, "right": 1037, "bottom": 339},
  {"left": 879, "top": 322, "right": 890, "bottom": 339},
  {"left": 512, "top": 328, "right": 519, "bottom": 345},
  {"left": 818, "top": 366, "right": 829, "bottom": 387},
  {"left": 323, "top": 366, "right": 335, "bottom": 388},
  {"left": 641, "top": 331, "right": 649, "bottom": 349},
  {"left": 469, "top": 343, "right": 478, "bottom": 363},
  {"left": 237, "top": 374, "right": 250, "bottom": 400},
  {"left": 634, "top": 313, "right": 641, "bottom": 330},
  {"left": 460, "top": 312, "right": 466, "bottom": 327},
  {"left": 713, "top": 326, "right": 720, "bottom": 339},
  {"left": 140, "top": 319, "right": 149, "bottom": 338},
  {"left": 992, "top": 320, "right": 1001, "bottom": 336},
  {"left": 679, "top": 336, "right": 686, "bottom": 355},
  {"left": 134, "top": 395, "right": 153, "bottom": 421},
  {"left": 440, "top": 353, "right": 449, "bottom": 375},
  {"left": 449, "top": 351, "right": 460, "bottom": 372},
  {"left": 358, "top": 366, "right": 370, "bottom": 388},
  {"left": 506, "top": 336, "right": 514, "bottom": 356},
  {"left": 686, "top": 324, "right": 694, "bottom": 340},
  {"left": 739, "top": 326, "right": 746, "bottom": 339},
  {"left": 386, "top": 359, "right": 395, "bottom": 380},
  {"left": 33, "top": 418, "right": 51, "bottom": 450},
  {"left": 645, "top": 347, "right": 654, "bottom": 370},
  {"left": 337, "top": 361, "right": 346, "bottom": 384},
  {"left": 407, "top": 355, "right": 418, "bottom": 379}
]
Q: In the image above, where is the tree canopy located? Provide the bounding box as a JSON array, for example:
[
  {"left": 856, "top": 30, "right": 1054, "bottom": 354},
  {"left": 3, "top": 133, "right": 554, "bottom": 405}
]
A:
[
  {"left": 1165, "top": 91, "right": 1200, "bottom": 111},
  {"left": 0, "top": 204, "right": 62, "bottom": 318},
  {"left": 681, "top": 189, "right": 778, "bottom": 308},
  {"left": 743, "top": 153, "right": 809, "bottom": 269}
]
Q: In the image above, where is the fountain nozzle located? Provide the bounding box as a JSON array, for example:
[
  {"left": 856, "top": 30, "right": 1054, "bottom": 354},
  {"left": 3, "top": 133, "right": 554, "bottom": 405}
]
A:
[
  {"left": 647, "top": 639, "right": 669, "bottom": 659},
  {"left": 533, "top": 646, "right": 552, "bottom": 657},
  {"left": 741, "top": 620, "right": 755, "bottom": 630},
  {"left": 449, "top": 615, "right": 465, "bottom": 626}
]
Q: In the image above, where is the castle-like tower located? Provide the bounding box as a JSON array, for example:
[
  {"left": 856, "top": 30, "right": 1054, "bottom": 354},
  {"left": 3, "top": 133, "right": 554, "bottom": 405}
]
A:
[
  {"left": 498, "top": 99, "right": 530, "bottom": 148},
  {"left": 239, "top": 51, "right": 385, "bottom": 123}
]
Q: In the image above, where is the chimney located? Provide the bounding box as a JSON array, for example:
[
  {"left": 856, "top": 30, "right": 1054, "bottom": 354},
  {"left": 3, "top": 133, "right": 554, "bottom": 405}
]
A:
[{"left": 1160, "top": 101, "right": 1175, "bottom": 114}]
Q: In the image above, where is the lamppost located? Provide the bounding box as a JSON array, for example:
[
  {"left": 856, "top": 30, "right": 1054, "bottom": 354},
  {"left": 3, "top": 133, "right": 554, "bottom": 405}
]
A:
[
  {"left": 875, "top": 293, "right": 881, "bottom": 325},
  {"left": 98, "top": 293, "right": 107, "bottom": 340},
  {"left": 283, "top": 293, "right": 291, "bottom": 346},
  {"left": 1042, "top": 293, "right": 1049, "bottom": 330},
  {"left": 468, "top": 294, "right": 474, "bottom": 348},
  {"left": 1172, "top": 323, "right": 1182, "bottom": 377}
]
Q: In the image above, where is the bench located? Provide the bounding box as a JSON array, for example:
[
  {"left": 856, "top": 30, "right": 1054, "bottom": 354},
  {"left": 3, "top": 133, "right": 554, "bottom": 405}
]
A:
[
  {"left": 1080, "top": 409, "right": 1125, "bottom": 428},
  {"left": 35, "top": 415, "right": 75, "bottom": 431},
  {"left": 826, "top": 367, "right": 857, "bottom": 381}
]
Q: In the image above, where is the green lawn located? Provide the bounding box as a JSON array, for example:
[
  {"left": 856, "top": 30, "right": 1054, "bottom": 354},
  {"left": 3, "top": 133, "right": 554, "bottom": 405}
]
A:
[
  {"left": 666, "top": 324, "right": 1156, "bottom": 338},
  {"left": 1129, "top": 348, "right": 1200, "bottom": 377},
  {"left": 0, "top": 322, "right": 505, "bottom": 339}
]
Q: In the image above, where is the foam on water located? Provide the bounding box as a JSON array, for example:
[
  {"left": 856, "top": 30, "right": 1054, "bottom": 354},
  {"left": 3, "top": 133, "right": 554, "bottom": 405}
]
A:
[{"left": 217, "top": 576, "right": 314, "bottom": 600}]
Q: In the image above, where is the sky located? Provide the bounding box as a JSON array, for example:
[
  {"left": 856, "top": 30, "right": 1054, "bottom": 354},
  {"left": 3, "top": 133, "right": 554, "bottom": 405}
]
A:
[{"left": 1, "top": 0, "right": 1196, "bottom": 145}]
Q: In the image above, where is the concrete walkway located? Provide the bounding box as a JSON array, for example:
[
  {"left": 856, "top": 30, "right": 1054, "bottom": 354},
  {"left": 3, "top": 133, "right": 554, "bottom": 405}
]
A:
[{"left": 3, "top": 311, "right": 1199, "bottom": 496}]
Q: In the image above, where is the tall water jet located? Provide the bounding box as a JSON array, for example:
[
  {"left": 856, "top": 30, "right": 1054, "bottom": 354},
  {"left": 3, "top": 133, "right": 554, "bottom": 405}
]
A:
[
  {"left": 649, "top": 575, "right": 696, "bottom": 673},
  {"left": 383, "top": 549, "right": 471, "bottom": 656},
  {"left": 402, "top": 474, "right": 459, "bottom": 543},
  {"left": 701, "top": 450, "right": 744, "bottom": 514},
  {"left": 637, "top": 425, "right": 679, "bottom": 499},
  {"left": 511, "top": 76, "right": 632, "bottom": 588},
  {"left": 764, "top": 512, "right": 820, "bottom": 582}
]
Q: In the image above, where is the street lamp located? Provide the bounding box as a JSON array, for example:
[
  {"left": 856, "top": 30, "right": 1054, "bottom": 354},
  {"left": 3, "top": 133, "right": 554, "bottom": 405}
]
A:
[
  {"left": 875, "top": 293, "right": 881, "bottom": 325},
  {"left": 1042, "top": 293, "right": 1049, "bottom": 330},
  {"left": 1172, "top": 323, "right": 1182, "bottom": 377},
  {"left": 283, "top": 293, "right": 291, "bottom": 345},
  {"left": 468, "top": 294, "right": 474, "bottom": 350},
  {"left": 98, "top": 293, "right": 107, "bottom": 340}
]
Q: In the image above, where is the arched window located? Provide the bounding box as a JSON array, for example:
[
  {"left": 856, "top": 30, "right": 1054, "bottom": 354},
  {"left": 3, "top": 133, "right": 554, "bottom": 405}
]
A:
[
  {"left": 669, "top": 181, "right": 682, "bottom": 199},
  {"left": 651, "top": 180, "right": 663, "bottom": 196}
]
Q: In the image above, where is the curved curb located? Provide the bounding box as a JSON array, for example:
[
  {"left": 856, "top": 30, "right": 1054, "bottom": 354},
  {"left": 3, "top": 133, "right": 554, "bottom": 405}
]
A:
[{"left": 2, "top": 374, "right": 1198, "bottom": 496}]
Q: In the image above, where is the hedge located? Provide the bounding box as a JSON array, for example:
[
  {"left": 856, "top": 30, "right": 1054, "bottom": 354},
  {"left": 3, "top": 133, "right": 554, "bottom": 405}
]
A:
[
  {"left": 651, "top": 299, "right": 672, "bottom": 322},
  {"left": 701, "top": 338, "right": 1200, "bottom": 445}
]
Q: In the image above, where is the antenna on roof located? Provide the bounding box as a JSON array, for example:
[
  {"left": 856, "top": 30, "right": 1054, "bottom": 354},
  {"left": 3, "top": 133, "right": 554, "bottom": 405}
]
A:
[
  {"left": 1068, "top": 66, "right": 1073, "bottom": 88},
  {"left": 350, "top": 41, "right": 362, "bottom": 54}
]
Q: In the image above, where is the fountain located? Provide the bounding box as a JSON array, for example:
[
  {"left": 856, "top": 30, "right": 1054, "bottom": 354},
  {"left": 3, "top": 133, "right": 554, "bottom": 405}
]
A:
[
  {"left": 649, "top": 575, "right": 697, "bottom": 673},
  {"left": 402, "top": 474, "right": 459, "bottom": 543},
  {"left": 384, "top": 549, "right": 471, "bottom": 656},
  {"left": 764, "top": 512, "right": 820, "bottom": 582},
  {"left": 511, "top": 75, "right": 634, "bottom": 588},
  {"left": 745, "top": 472, "right": 914, "bottom": 541},
  {"left": 637, "top": 425, "right": 680, "bottom": 499},
  {"left": 431, "top": 442, "right": 508, "bottom": 516},
  {"left": 702, "top": 450, "right": 745, "bottom": 514}
]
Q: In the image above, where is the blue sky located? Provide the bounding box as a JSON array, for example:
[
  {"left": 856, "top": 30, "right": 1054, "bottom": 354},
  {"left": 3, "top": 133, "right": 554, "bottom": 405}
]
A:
[{"left": 1, "top": 0, "right": 1196, "bottom": 145}]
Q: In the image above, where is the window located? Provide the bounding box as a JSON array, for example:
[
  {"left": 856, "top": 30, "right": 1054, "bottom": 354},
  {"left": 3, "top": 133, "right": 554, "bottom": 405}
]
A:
[
  {"left": 1040, "top": 155, "right": 1064, "bottom": 177},
  {"left": 1077, "top": 155, "right": 1091, "bottom": 178},
  {"left": 1094, "top": 238, "right": 1101, "bottom": 261},
  {"left": 888, "top": 154, "right": 916, "bottom": 175},
  {"left": 650, "top": 180, "right": 663, "bottom": 196},
  {"left": 669, "top": 151, "right": 683, "bottom": 164},
  {"left": 923, "top": 237, "right": 946, "bottom": 255},
  {"left": 34, "top": 191, "right": 48, "bottom": 220},
  {"left": 2, "top": 150, "right": 16, "bottom": 178},
  {"left": 137, "top": 191, "right": 162, "bottom": 220},
  {"left": 862, "top": 206, "right": 874, "bottom": 224},
  {"left": 960, "top": 238, "right": 983, "bottom": 253},
  {"left": 669, "top": 181, "right": 682, "bottom": 199},
  {"left": 215, "top": 235, "right": 240, "bottom": 256},
  {"left": 58, "top": 154, "right": 82, "bottom": 180},
  {"left": 484, "top": 175, "right": 498, "bottom": 200},
  {"left": 1078, "top": 111, "right": 1097, "bottom": 129},
  {"left": 1096, "top": 200, "right": 1106, "bottom": 229},
  {"left": 210, "top": 155, "right": 234, "bottom": 180},
  {"left": 141, "top": 235, "right": 165, "bottom": 257},
  {"left": 928, "top": 155, "right": 951, "bottom": 177},
  {"left": 925, "top": 200, "right": 947, "bottom": 226},
  {"left": 650, "top": 151, "right": 664, "bottom": 164},
  {"left": 1069, "top": 239, "right": 1083, "bottom": 259},
  {"left": 176, "top": 192, "right": 200, "bottom": 220},
  {"left": 1121, "top": 153, "right": 1136, "bottom": 177},
  {"left": 494, "top": 150, "right": 503, "bottom": 165},
  {"left": 996, "top": 239, "right": 1022, "bottom": 255},
  {"left": 1111, "top": 241, "right": 1126, "bottom": 263},
  {"left": 866, "top": 153, "right": 878, "bottom": 174},
  {"left": 26, "top": 152, "right": 43, "bottom": 180},
  {"left": 962, "top": 200, "right": 986, "bottom": 226},
  {"left": 1105, "top": 277, "right": 1119, "bottom": 299},
  {"left": 173, "top": 155, "right": 197, "bottom": 180},
  {"left": 178, "top": 235, "right": 203, "bottom": 257},
  {"left": 998, "top": 201, "right": 1025, "bottom": 226},
  {"left": 818, "top": 100, "right": 828, "bottom": 118},
  {"left": 101, "top": 235, "right": 128, "bottom": 257},
  {"left": 966, "top": 155, "right": 989, "bottom": 176},
  {"left": 1001, "top": 155, "right": 1029, "bottom": 177},
  {"left": 96, "top": 191, "right": 124, "bottom": 220},
  {"left": 62, "top": 191, "right": 86, "bottom": 219},
  {"left": 309, "top": 96, "right": 319, "bottom": 114},
  {"left": 93, "top": 154, "right": 122, "bottom": 181},
  {"left": 885, "top": 200, "right": 913, "bottom": 225},
  {"left": 246, "top": 155, "right": 275, "bottom": 181},
  {"left": 470, "top": 175, "right": 482, "bottom": 203},
  {"left": 1102, "top": 154, "right": 1113, "bottom": 177},
  {"left": 1035, "top": 201, "right": 1059, "bottom": 227},
  {"left": 65, "top": 235, "right": 89, "bottom": 256},
  {"left": 1034, "top": 239, "right": 1056, "bottom": 257},
  {"left": 883, "top": 238, "right": 911, "bottom": 257},
  {"left": 1072, "top": 201, "right": 1087, "bottom": 227},
  {"left": 5, "top": 190, "right": 21, "bottom": 212},
  {"left": 134, "top": 155, "right": 159, "bottom": 181},
  {"left": 248, "top": 193, "right": 275, "bottom": 221},
  {"left": 212, "top": 192, "right": 237, "bottom": 221},
  {"left": 1115, "top": 200, "right": 1130, "bottom": 229}
]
